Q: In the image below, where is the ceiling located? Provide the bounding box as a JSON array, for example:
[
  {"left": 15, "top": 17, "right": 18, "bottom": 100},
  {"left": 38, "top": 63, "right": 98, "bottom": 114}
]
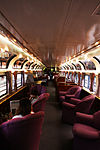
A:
[{"left": 0, "top": 0, "right": 100, "bottom": 67}]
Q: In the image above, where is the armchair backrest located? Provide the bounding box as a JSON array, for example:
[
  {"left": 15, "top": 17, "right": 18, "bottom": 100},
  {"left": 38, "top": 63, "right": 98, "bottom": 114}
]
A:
[
  {"left": 0, "top": 111, "right": 44, "bottom": 150},
  {"left": 75, "top": 95, "right": 95, "bottom": 113},
  {"left": 66, "top": 86, "right": 81, "bottom": 95},
  {"left": 36, "top": 85, "right": 47, "bottom": 95},
  {"left": 73, "top": 87, "right": 82, "bottom": 98},
  {"left": 93, "top": 110, "right": 100, "bottom": 130},
  {"left": 32, "top": 93, "right": 50, "bottom": 112},
  {"left": 40, "top": 86, "right": 47, "bottom": 94},
  {"left": 37, "top": 84, "right": 42, "bottom": 95}
]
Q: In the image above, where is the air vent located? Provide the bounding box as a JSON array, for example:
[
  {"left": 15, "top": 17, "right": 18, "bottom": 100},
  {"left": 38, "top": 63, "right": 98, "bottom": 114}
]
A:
[{"left": 92, "top": 2, "right": 100, "bottom": 16}]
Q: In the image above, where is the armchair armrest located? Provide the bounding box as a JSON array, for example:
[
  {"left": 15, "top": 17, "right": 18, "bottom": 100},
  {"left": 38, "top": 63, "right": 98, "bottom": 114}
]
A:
[
  {"left": 65, "top": 94, "right": 76, "bottom": 98},
  {"left": 69, "top": 98, "right": 81, "bottom": 105},
  {"left": 75, "top": 112, "right": 93, "bottom": 125},
  {"left": 65, "top": 94, "right": 76, "bottom": 101},
  {"left": 73, "top": 123, "right": 100, "bottom": 139},
  {"left": 65, "top": 95, "right": 78, "bottom": 103},
  {"left": 75, "top": 98, "right": 94, "bottom": 114},
  {"left": 59, "top": 91, "right": 67, "bottom": 96},
  {"left": 62, "top": 102, "right": 75, "bottom": 109}
]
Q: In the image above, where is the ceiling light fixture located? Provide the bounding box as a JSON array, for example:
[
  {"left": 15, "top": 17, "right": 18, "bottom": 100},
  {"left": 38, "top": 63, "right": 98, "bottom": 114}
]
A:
[
  {"left": 96, "top": 44, "right": 100, "bottom": 47},
  {"left": 95, "top": 41, "right": 99, "bottom": 46}
]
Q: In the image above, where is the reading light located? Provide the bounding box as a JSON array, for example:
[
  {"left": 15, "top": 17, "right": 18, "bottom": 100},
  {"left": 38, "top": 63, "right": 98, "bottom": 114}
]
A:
[
  {"left": 13, "top": 38, "right": 16, "bottom": 42},
  {"left": 81, "top": 50, "right": 84, "bottom": 54},
  {"left": 69, "top": 56, "right": 71, "bottom": 60},
  {"left": 19, "top": 54, "right": 22, "bottom": 58},
  {"left": 96, "top": 44, "right": 100, "bottom": 48},
  {"left": 1, "top": 48, "right": 5, "bottom": 52},
  {"left": 95, "top": 41, "right": 99, "bottom": 46},
  {"left": 27, "top": 57, "right": 30, "bottom": 60},
  {"left": 11, "top": 69, "right": 15, "bottom": 73},
  {"left": 5, "top": 46, "right": 9, "bottom": 51}
]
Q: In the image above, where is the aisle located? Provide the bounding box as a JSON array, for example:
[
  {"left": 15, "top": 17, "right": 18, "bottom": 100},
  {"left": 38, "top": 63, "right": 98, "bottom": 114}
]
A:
[{"left": 39, "top": 81, "right": 73, "bottom": 150}]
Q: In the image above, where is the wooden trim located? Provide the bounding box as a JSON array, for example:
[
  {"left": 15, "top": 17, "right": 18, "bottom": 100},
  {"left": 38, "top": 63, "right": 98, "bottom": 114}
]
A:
[{"left": 0, "top": 86, "right": 26, "bottom": 104}]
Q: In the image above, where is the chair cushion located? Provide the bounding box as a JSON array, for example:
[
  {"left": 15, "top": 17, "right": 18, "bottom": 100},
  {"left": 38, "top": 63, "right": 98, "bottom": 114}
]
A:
[
  {"left": 0, "top": 112, "right": 44, "bottom": 150},
  {"left": 37, "top": 84, "right": 42, "bottom": 95},
  {"left": 59, "top": 96, "right": 65, "bottom": 102},
  {"left": 75, "top": 112, "right": 93, "bottom": 125},
  {"left": 62, "top": 102, "right": 75, "bottom": 109},
  {"left": 65, "top": 94, "right": 76, "bottom": 98},
  {"left": 93, "top": 111, "right": 100, "bottom": 130},
  {"left": 69, "top": 98, "right": 81, "bottom": 105},
  {"left": 73, "top": 123, "right": 99, "bottom": 139},
  {"left": 40, "top": 86, "right": 47, "bottom": 94},
  {"left": 59, "top": 91, "right": 67, "bottom": 96}
]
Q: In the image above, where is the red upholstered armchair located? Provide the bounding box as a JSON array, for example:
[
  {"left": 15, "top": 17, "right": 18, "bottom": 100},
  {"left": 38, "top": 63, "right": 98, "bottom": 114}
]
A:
[
  {"left": 62, "top": 95, "right": 95, "bottom": 124},
  {"left": 73, "top": 110, "right": 100, "bottom": 150},
  {"left": 59, "top": 86, "right": 81, "bottom": 103},
  {"left": 0, "top": 111, "right": 44, "bottom": 150},
  {"left": 32, "top": 93, "right": 50, "bottom": 112},
  {"left": 40, "top": 86, "right": 47, "bottom": 94},
  {"left": 37, "top": 84, "right": 42, "bottom": 95},
  {"left": 37, "top": 84, "right": 47, "bottom": 95}
]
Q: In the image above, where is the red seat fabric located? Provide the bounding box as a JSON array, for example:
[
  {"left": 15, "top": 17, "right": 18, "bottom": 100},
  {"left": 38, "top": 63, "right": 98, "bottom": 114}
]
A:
[
  {"left": 32, "top": 93, "right": 50, "bottom": 112},
  {"left": 62, "top": 95, "right": 95, "bottom": 124},
  {"left": 0, "top": 111, "right": 44, "bottom": 150},
  {"left": 73, "top": 123, "right": 99, "bottom": 139},
  {"left": 72, "top": 110, "right": 100, "bottom": 150},
  {"left": 59, "top": 86, "right": 81, "bottom": 103},
  {"left": 74, "top": 112, "right": 93, "bottom": 125}
]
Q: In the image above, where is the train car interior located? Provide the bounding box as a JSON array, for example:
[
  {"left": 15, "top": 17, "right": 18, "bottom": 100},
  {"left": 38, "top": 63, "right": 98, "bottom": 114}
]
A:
[{"left": 0, "top": 0, "right": 100, "bottom": 150}]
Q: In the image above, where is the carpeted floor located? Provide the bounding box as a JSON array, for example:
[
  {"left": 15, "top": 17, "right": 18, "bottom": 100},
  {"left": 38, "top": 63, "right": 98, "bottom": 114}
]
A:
[{"left": 39, "top": 81, "right": 73, "bottom": 150}]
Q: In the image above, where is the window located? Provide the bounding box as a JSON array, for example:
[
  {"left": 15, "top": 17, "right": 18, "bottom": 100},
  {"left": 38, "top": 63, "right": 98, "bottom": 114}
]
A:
[
  {"left": 17, "top": 73, "right": 22, "bottom": 88},
  {"left": 76, "top": 64, "right": 81, "bottom": 70},
  {"left": 75, "top": 74, "right": 78, "bottom": 84},
  {"left": 84, "top": 75, "right": 90, "bottom": 89},
  {"left": 0, "top": 75, "right": 8, "bottom": 97},
  {"left": 12, "top": 74, "right": 15, "bottom": 90},
  {"left": 25, "top": 62, "right": 31, "bottom": 69},
  {"left": 83, "top": 61, "right": 96, "bottom": 70},
  {"left": 13, "top": 58, "right": 25, "bottom": 69},
  {"left": 66, "top": 73, "right": 68, "bottom": 81},
  {"left": 24, "top": 73, "right": 28, "bottom": 83},
  {"left": 0, "top": 51, "right": 12, "bottom": 69},
  {"left": 69, "top": 73, "right": 72, "bottom": 81},
  {"left": 80, "top": 74, "right": 82, "bottom": 85},
  {"left": 93, "top": 76, "right": 97, "bottom": 92}
]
